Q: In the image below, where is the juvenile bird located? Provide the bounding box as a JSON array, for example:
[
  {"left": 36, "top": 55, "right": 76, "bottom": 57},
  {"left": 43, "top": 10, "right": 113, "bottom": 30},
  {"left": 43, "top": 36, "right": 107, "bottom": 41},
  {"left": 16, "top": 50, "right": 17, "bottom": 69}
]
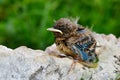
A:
[{"left": 47, "top": 18, "right": 99, "bottom": 68}]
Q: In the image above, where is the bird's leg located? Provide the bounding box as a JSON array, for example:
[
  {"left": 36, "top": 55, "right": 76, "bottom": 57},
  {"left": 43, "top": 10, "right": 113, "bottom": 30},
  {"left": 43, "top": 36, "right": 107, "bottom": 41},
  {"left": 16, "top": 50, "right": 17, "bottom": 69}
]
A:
[
  {"left": 50, "top": 53, "right": 79, "bottom": 73},
  {"left": 56, "top": 54, "right": 78, "bottom": 73},
  {"left": 68, "top": 59, "right": 78, "bottom": 73}
]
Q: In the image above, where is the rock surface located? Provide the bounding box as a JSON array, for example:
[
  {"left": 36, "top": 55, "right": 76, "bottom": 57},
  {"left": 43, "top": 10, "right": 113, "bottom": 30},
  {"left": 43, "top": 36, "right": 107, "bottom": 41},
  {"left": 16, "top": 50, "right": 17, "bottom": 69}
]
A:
[{"left": 0, "top": 33, "right": 120, "bottom": 80}]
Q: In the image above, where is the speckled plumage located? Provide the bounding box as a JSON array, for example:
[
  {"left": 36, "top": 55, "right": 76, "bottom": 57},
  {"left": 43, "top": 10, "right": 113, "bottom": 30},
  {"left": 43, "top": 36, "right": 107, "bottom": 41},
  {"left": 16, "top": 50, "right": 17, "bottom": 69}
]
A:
[{"left": 47, "top": 18, "right": 99, "bottom": 68}]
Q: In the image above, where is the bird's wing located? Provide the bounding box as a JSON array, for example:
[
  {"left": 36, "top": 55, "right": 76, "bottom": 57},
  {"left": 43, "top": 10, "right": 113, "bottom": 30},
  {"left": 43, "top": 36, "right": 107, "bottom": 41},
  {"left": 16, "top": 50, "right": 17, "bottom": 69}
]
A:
[{"left": 69, "top": 36, "right": 98, "bottom": 63}]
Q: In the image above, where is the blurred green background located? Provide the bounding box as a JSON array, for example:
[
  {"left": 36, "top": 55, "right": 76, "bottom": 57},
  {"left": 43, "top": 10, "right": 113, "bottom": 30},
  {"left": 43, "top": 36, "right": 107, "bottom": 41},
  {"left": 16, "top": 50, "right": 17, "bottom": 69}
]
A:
[{"left": 0, "top": 0, "right": 120, "bottom": 50}]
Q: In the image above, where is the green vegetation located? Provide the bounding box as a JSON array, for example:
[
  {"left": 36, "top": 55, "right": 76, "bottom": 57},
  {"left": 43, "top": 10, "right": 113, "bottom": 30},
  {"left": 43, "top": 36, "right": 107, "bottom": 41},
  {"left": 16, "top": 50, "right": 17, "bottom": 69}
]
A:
[
  {"left": 0, "top": 0, "right": 120, "bottom": 50},
  {"left": 80, "top": 78, "right": 84, "bottom": 80},
  {"left": 115, "top": 73, "right": 120, "bottom": 80}
]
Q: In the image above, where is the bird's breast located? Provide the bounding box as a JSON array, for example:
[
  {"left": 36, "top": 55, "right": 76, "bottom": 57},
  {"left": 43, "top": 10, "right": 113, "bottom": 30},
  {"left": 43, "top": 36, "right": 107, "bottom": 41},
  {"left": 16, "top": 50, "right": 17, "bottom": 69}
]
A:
[{"left": 55, "top": 39, "right": 77, "bottom": 58}]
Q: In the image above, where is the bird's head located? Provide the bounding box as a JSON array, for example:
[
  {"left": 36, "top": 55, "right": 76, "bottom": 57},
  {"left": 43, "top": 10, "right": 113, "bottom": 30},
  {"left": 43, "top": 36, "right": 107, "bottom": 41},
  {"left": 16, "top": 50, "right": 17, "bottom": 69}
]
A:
[{"left": 47, "top": 18, "right": 78, "bottom": 38}]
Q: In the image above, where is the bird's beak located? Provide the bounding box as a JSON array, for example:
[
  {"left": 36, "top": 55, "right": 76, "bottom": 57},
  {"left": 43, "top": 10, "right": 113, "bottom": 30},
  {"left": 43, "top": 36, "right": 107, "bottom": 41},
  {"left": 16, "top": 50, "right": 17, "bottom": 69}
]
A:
[{"left": 47, "top": 28, "right": 63, "bottom": 34}]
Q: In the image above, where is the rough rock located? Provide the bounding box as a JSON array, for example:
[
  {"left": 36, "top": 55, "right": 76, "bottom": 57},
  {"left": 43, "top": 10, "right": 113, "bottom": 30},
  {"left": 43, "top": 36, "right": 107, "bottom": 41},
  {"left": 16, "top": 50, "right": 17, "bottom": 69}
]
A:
[{"left": 0, "top": 33, "right": 120, "bottom": 80}]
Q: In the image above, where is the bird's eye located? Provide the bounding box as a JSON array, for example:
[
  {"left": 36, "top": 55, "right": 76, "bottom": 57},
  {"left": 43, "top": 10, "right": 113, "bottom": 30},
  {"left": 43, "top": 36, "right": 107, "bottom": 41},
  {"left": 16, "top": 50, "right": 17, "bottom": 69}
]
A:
[
  {"left": 59, "top": 25, "right": 66, "bottom": 31},
  {"left": 59, "top": 25, "right": 64, "bottom": 28}
]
